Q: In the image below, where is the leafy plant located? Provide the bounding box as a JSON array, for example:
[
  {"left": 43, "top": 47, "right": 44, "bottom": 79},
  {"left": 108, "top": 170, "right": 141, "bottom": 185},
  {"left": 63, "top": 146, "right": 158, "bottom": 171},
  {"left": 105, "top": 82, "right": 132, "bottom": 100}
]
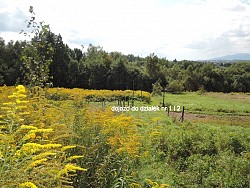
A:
[
  {"left": 20, "top": 6, "right": 54, "bottom": 88},
  {"left": 151, "top": 79, "right": 163, "bottom": 96}
]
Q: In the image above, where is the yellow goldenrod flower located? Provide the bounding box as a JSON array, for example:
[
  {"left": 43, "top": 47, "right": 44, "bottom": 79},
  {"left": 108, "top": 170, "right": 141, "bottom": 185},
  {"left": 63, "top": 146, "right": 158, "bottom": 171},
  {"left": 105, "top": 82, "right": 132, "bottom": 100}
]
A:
[
  {"left": 67, "top": 155, "right": 84, "bottom": 160},
  {"left": 42, "top": 143, "right": 62, "bottom": 149},
  {"left": 16, "top": 99, "right": 29, "bottom": 104},
  {"left": 1, "top": 107, "right": 11, "bottom": 110},
  {"left": 16, "top": 85, "right": 26, "bottom": 93},
  {"left": 16, "top": 106, "right": 28, "bottom": 110},
  {"left": 145, "top": 179, "right": 169, "bottom": 188},
  {"left": 21, "top": 128, "right": 50, "bottom": 140},
  {"left": 19, "top": 112, "right": 30, "bottom": 116},
  {"left": 20, "top": 125, "right": 38, "bottom": 130},
  {"left": 8, "top": 94, "right": 16, "bottom": 98},
  {"left": 32, "top": 152, "right": 57, "bottom": 160},
  {"left": 17, "top": 94, "right": 27, "bottom": 98},
  {"left": 65, "top": 164, "right": 87, "bottom": 172},
  {"left": 30, "top": 128, "right": 53, "bottom": 133},
  {"left": 150, "top": 131, "right": 161, "bottom": 136},
  {"left": 142, "top": 151, "right": 149, "bottom": 157},
  {"left": 14, "top": 150, "right": 21, "bottom": 157},
  {"left": 21, "top": 143, "right": 44, "bottom": 154},
  {"left": 19, "top": 182, "right": 37, "bottom": 188},
  {"left": 57, "top": 164, "right": 87, "bottom": 177},
  {"left": 116, "top": 147, "right": 125, "bottom": 154},
  {"left": 61, "top": 145, "right": 76, "bottom": 151},
  {"left": 22, "top": 132, "right": 36, "bottom": 140},
  {"left": 26, "top": 158, "right": 47, "bottom": 171},
  {"left": 129, "top": 182, "right": 142, "bottom": 188},
  {"left": 2, "top": 102, "right": 14, "bottom": 105},
  {"left": 145, "top": 179, "right": 159, "bottom": 187},
  {"left": 22, "top": 143, "right": 42, "bottom": 147},
  {"left": 159, "top": 184, "right": 170, "bottom": 188},
  {"left": 152, "top": 117, "right": 160, "bottom": 122},
  {"left": 21, "top": 143, "right": 61, "bottom": 154}
]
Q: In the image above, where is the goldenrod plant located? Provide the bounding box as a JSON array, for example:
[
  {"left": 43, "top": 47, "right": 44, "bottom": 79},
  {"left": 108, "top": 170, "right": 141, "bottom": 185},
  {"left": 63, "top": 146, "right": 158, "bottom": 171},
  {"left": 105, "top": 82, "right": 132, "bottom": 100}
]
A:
[
  {"left": 46, "top": 87, "right": 151, "bottom": 103},
  {"left": 68, "top": 107, "right": 141, "bottom": 187},
  {"left": 0, "top": 85, "right": 86, "bottom": 187},
  {"left": 145, "top": 179, "right": 169, "bottom": 188}
]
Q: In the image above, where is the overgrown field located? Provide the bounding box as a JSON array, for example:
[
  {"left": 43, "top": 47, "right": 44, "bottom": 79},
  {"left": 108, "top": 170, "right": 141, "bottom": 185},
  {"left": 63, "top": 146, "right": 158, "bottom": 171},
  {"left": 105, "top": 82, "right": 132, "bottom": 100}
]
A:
[{"left": 0, "top": 86, "right": 249, "bottom": 187}]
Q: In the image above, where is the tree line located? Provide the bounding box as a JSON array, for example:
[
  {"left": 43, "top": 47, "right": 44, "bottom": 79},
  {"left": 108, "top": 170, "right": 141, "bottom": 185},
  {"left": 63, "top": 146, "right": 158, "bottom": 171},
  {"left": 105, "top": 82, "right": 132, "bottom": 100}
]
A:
[
  {"left": 0, "top": 17, "right": 250, "bottom": 93},
  {"left": 0, "top": 35, "right": 249, "bottom": 92}
]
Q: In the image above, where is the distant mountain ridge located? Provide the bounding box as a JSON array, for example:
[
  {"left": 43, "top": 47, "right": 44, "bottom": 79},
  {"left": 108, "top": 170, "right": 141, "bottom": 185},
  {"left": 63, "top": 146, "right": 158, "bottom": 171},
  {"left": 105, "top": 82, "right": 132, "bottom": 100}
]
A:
[{"left": 210, "top": 53, "right": 250, "bottom": 61}]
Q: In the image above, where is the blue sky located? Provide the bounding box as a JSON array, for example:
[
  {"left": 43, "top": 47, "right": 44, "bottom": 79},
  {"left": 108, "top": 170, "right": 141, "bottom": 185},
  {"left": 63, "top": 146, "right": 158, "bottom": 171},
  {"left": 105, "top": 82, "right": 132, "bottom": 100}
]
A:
[{"left": 0, "top": 0, "right": 250, "bottom": 60}]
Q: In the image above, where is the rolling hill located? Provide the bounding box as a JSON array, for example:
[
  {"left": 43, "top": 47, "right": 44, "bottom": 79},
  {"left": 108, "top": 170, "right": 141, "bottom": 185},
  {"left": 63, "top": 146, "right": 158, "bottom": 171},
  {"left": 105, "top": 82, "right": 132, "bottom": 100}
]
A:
[{"left": 210, "top": 53, "right": 250, "bottom": 61}]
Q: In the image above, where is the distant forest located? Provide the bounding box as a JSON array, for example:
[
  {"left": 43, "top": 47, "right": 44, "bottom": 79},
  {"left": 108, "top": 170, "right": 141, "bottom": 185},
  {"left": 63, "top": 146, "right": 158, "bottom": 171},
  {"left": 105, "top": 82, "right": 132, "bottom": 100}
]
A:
[{"left": 0, "top": 33, "right": 249, "bottom": 92}]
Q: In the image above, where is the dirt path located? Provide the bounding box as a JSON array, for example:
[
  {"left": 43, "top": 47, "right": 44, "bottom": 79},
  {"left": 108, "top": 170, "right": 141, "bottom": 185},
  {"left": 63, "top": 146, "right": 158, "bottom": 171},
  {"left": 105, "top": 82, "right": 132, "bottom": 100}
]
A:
[{"left": 168, "top": 111, "right": 250, "bottom": 127}]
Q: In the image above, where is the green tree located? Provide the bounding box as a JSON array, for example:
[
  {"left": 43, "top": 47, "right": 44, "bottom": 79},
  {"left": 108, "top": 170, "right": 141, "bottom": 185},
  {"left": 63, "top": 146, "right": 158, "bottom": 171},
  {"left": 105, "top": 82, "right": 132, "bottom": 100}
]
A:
[
  {"left": 146, "top": 53, "right": 160, "bottom": 79},
  {"left": 49, "top": 34, "right": 71, "bottom": 87},
  {"left": 151, "top": 79, "right": 163, "bottom": 96},
  {"left": 108, "top": 56, "right": 128, "bottom": 90},
  {"left": 20, "top": 6, "right": 54, "bottom": 88},
  {"left": 71, "top": 48, "right": 84, "bottom": 62},
  {"left": 167, "top": 80, "right": 184, "bottom": 93},
  {"left": 0, "top": 38, "right": 25, "bottom": 86},
  {"left": 85, "top": 44, "right": 111, "bottom": 89}
]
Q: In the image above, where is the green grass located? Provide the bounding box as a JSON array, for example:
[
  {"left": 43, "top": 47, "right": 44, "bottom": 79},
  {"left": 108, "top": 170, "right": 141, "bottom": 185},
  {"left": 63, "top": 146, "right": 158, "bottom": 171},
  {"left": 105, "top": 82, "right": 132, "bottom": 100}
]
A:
[
  {"left": 153, "top": 92, "right": 250, "bottom": 116},
  {"left": 136, "top": 121, "right": 250, "bottom": 187},
  {"left": 97, "top": 92, "right": 250, "bottom": 128}
]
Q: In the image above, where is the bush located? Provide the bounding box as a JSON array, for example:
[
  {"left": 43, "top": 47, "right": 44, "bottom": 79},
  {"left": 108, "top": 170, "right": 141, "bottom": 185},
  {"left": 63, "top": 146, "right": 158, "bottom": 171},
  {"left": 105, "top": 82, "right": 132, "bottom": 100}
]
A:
[
  {"left": 167, "top": 80, "right": 184, "bottom": 93},
  {"left": 151, "top": 79, "right": 163, "bottom": 96}
]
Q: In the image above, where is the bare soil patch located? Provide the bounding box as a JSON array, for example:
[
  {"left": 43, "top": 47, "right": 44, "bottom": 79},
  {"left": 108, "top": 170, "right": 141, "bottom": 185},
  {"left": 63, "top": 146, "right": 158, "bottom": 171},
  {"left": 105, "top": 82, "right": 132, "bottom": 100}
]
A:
[{"left": 168, "top": 111, "right": 250, "bottom": 127}]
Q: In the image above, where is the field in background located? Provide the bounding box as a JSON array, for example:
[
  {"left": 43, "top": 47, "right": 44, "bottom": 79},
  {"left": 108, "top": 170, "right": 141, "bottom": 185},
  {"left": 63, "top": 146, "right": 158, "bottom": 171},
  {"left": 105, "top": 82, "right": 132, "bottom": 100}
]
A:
[
  {"left": 151, "top": 92, "right": 250, "bottom": 127},
  {"left": 98, "top": 91, "right": 250, "bottom": 127}
]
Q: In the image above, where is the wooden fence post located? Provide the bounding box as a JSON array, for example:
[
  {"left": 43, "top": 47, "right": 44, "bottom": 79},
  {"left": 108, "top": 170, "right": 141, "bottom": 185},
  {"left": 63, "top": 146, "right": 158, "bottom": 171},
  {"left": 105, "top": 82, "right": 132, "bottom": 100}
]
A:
[{"left": 179, "top": 106, "right": 184, "bottom": 122}]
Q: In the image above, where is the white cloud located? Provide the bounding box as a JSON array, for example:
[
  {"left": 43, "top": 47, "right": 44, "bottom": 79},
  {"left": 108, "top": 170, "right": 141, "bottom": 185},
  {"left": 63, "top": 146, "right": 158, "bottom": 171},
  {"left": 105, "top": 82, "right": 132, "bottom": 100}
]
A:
[{"left": 0, "top": 0, "right": 250, "bottom": 60}]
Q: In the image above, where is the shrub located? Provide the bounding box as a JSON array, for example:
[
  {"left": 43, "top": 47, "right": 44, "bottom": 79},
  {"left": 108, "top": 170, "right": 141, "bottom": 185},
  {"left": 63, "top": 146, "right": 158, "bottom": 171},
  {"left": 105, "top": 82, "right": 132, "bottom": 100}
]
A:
[{"left": 151, "top": 79, "right": 163, "bottom": 96}]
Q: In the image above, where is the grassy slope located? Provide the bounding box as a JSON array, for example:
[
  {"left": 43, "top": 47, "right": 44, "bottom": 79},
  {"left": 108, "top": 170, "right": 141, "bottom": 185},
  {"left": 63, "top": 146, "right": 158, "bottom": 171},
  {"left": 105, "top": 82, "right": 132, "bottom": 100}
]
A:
[{"left": 123, "top": 92, "right": 250, "bottom": 187}]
